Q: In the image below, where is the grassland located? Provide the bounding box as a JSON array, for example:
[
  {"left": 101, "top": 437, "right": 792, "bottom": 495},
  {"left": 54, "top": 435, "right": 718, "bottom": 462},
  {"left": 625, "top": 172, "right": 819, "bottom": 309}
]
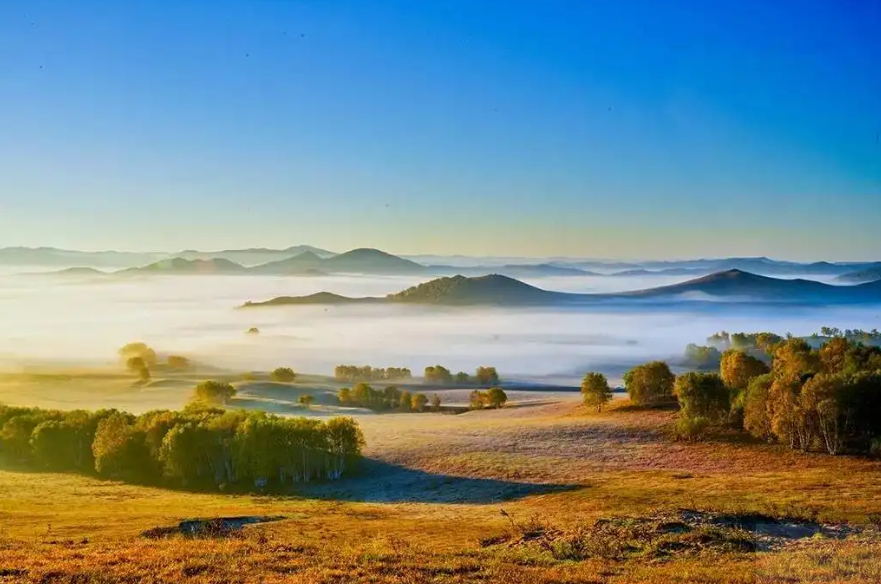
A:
[{"left": 2, "top": 382, "right": 881, "bottom": 582}]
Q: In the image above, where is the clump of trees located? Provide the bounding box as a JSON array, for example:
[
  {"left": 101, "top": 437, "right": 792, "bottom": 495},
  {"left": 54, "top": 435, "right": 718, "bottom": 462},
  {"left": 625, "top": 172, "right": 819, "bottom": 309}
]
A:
[
  {"left": 659, "top": 332, "right": 881, "bottom": 453},
  {"left": 581, "top": 372, "right": 612, "bottom": 412},
  {"left": 194, "top": 381, "right": 236, "bottom": 405},
  {"left": 336, "top": 383, "right": 437, "bottom": 413},
  {"left": 424, "top": 365, "right": 453, "bottom": 384},
  {"left": 166, "top": 355, "right": 191, "bottom": 370},
  {"left": 334, "top": 365, "right": 412, "bottom": 382},
  {"left": 817, "top": 327, "right": 881, "bottom": 343},
  {"left": 683, "top": 344, "right": 722, "bottom": 370},
  {"left": 271, "top": 367, "right": 297, "bottom": 383},
  {"left": 623, "top": 361, "right": 675, "bottom": 406},
  {"left": 469, "top": 387, "right": 507, "bottom": 410},
  {"left": 424, "top": 365, "right": 500, "bottom": 386},
  {"left": 0, "top": 405, "right": 364, "bottom": 488}
]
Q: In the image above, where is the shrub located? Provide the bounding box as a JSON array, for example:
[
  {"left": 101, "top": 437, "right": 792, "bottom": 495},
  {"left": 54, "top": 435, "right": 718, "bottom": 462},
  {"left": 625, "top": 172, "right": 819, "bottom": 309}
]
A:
[
  {"left": 675, "top": 372, "right": 729, "bottom": 423},
  {"left": 624, "top": 361, "right": 675, "bottom": 406},
  {"left": 270, "top": 367, "right": 296, "bottom": 383},
  {"left": 674, "top": 416, "right": 711, "bottom": 441},
  {"left": 194, "top": 381, "right": 236, "bottom": 405}
]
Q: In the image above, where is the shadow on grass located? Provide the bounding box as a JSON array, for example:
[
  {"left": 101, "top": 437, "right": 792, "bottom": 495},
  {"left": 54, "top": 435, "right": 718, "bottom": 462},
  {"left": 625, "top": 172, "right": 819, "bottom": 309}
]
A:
[{"left": 300, "top": 459, "right": 581, "bottom": 504}]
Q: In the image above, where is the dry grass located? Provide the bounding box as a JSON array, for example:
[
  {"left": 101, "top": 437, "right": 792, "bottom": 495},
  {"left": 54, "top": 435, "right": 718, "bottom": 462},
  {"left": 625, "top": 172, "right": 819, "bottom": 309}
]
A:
[{"left": 2, "top": 396, "right": 881, "bottom": 582}]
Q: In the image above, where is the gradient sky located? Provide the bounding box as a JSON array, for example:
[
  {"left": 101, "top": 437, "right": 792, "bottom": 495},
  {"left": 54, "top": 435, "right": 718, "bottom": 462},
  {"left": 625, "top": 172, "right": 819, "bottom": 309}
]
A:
[{"left": 1, "top": 1, "right": 879, "bottom": 260}]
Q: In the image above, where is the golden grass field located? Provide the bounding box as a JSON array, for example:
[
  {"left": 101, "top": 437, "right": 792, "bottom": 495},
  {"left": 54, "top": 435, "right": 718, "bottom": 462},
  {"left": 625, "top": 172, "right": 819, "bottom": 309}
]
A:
[{"left": 2, "top": 375, "right": 881, "bottom": 583}]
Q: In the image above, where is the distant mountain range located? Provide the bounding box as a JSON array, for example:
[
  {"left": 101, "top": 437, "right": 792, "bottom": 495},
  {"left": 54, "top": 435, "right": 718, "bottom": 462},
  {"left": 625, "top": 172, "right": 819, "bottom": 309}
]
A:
[
  {"left": 240, "top": 269, "right": 881, "bottom": 308},
  {"left": 836, "top": 268, "right": 881, "bottom": 284},
  {"left": 5, "top": 245, "right": 881, "bottom": 281}
]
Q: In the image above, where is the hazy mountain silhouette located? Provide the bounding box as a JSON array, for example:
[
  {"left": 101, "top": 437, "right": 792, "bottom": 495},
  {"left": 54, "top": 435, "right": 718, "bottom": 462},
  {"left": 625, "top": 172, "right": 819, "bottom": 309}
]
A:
[
  {"left": 177, "top": 245, "right": 335, "bottom": 265},
  {"left": 836, "top": 267, "right": 881, "bottom": 284},
  {"left": 240, "top": 269, "right": 881, "bottom": 308},
  {"left": 119, "top": 258, "right": 249, "bottom": 275}
]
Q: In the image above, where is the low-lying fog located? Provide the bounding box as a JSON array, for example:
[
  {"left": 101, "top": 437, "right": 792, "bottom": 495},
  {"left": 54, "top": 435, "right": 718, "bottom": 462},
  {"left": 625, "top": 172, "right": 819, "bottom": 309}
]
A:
[{"left": 1, "top": 271, "right": 878, "bottom": 385}]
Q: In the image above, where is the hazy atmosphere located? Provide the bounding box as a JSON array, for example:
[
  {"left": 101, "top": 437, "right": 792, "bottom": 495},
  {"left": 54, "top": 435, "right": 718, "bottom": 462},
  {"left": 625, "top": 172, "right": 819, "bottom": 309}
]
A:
[{"left": 2, "top": 2, "right": 881, "bottom": 583}]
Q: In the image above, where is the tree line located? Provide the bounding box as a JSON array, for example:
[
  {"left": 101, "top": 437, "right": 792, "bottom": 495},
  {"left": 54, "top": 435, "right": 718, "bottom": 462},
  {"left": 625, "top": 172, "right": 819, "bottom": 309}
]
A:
[
  {"left": 334, "top": 365, "right": 412, "bottom": 382},
  {"left": 425, "top": 365, "right": 499, "bottom": 385},
  {"left": 584, "top": 332, "right": 881, "bottom": 456},
  {"left": 0, "top": 405, "right": 364, "bottom": 488},
  {"left": 338, "top": 383, "right": 441, "bottom": 412}
]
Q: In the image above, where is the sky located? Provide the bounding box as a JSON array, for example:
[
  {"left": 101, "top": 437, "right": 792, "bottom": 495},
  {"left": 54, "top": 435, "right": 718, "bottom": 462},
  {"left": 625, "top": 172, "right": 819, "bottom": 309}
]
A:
[{"left": 1, "top": 0, "right": 879, "bottom": 260}]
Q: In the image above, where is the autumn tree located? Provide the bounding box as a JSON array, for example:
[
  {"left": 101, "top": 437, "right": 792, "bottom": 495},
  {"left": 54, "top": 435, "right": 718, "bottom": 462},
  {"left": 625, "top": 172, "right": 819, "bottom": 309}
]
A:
[
  {"left": 119, "top": 342, "right": 157, "bottom": 367},
  {"left": 624, "top": 361, "right": 675, "bottom": 406},
  {"left": 486, "top": 387, "right": 508, "bottom": 409},
  {"left": 581, "top": 372, "right": 613, "bottom": 412},
  {"left": 430, "top": 394, "right": 442, "bottom": 412},
  {"left": 475, "top": 366, "right": 500, "bottom": 386},
  {"left": 411, "top": 393, "right": 428, "bottom": 412},
  {"left": 743, "top": 374, "right": 774, "bottom": 441},
  {"left": 298, "top": 394, "right": 314, "bottom": 409},
  {"left": 399, "top": 390, "right": 412, "bottom": 412},
  {"left": 720, "top": 350, "right": 770, "bottom": 390},
  {"left": 424, "top": 365, "right": 453, "bottom": 384}
]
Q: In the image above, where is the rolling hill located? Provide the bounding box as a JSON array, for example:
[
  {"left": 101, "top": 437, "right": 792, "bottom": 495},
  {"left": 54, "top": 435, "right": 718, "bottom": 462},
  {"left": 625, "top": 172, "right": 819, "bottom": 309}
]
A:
[
  {"left": 240, "top": 269, "right": 881, "bottom": 308},
  {"left": 836, "top": 267, "right": 881, "bottom": 284},
  {"left": 118, "top": 258, "right": 249, "bottom": 275}
]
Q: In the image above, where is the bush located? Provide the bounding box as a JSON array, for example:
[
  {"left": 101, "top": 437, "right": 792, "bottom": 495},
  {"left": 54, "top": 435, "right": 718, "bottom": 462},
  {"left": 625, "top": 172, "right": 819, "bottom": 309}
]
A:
[
  {"left": 270, "top": 367, "right": 296, "bottom": 383},
  {"left": 674, "top": 416, "right": 711, "bottom": 441},
  {"left": 193, "top": 381, "right": 236, "bottom": 405},
  {"left": 675, "top": 372, "right": 729, "bottom": 423},
  {"left": 624, "top": 361, "right": 675, "bottom": 406},
  {"left": 167, "top": 355, "right": 191, "bottom": 370}
]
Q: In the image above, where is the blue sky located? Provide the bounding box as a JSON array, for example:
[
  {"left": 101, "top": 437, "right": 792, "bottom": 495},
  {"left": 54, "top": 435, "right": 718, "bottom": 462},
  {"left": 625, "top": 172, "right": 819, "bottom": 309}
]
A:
[{"left": 1, "top": 0, "right": 879, "bottom": 260}]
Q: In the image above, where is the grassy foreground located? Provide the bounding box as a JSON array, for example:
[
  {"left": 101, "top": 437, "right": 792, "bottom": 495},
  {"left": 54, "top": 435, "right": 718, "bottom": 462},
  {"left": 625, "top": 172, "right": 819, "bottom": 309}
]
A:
[{"left": 2, "top": 400, "right": 881, "bottom": 583}]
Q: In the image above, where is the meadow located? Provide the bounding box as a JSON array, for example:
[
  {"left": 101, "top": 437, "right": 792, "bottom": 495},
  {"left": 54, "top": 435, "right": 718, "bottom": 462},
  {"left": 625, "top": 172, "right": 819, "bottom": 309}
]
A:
[{"left": 2, "top": 395, "right": 880, "bottom": 583}]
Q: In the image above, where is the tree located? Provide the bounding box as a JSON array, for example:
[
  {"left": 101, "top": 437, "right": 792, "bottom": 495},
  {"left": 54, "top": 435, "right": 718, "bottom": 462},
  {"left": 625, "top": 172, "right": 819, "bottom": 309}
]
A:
[
  {"left": 30, "top": 421, "right": 76, "bottom": 469},
  {"left": 167, "top": 355, "right": 191, "bottom": 370},
  {"left": 399, "top": 390, "right": 412, "bottom": 412},
  {"left": 771, "top": 339, "right": 819, "bottom": 381},
  {"left": 126, "top": 356, "right": 151, "bottom": 382},
  {"left": 720, "top": 350, "right": 770, "bottom": 390},
  {"left": 1, "top": 415, "right": 40, "bottom": 461},
  {"left": 92, "top": 413, "right": 148, "bottom": 478},
  {"left": 430, "top": 394, "right": 442, "bottom": 412},
  {"left": 194, "top": 381, "right": 236, "bottom": 405},
  {"left": 683, "top": 344, "right": 722, "bottom": 370},
  {"left": 298, "top": 394, "right": 315, "bottom": 409},
  {"left": 800, "top": 373, "right": 848, "bottom": 455},
  {"left": 119, "top": 342, "right": 157, "bottom": 366},
  {"left": 580, "top": 372, "right": 613, "bottom": 412},
  {"left": 270, "top": 367, "right": 297, "bottom": 383},
  {"left": 455, "top": 371, "right": 471, "bottom": 384},
  {"left": 624, "top": 361, "right": 675, "bottom": 406},
  {"left": 424, "top": 365, "right": 453, "bottom": 384},
  {"left": 411, "top": 393, "right": 428, "bottom": 412},
  {"left": 325, "top": 417, "right": 365, "bottom": 479},
  {"left": 743, "top": 374, "right": 774, "bottom": 441},
  {"left": 337, "top": 387, "right": 352, "bottom": 405},
  {"left": 475, "top": 366, "right": 500, "bottom": 386},
  {"left": 675, "top": 372, "right": 729, "bottom": 423},
  {"left": 485, "top": 387, "right": 508, "bottom": 409}
]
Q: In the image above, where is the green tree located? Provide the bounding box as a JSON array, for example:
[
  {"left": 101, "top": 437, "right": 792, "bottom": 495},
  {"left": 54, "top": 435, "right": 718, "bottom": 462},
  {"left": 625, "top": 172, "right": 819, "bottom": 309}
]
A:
[
  {"left": 194, "top": 381, "right": 237, "bottom": 405},
  {"left": 424, "top": 365, "right": 453, "bottom": 384},
  {"left": 30, "top": 421, "right": 76, "bottom": 469},
  {"left": 675, "top": 372, "right": 729, "bottom": 423},
  {"left": 337, "top": 387, "right": 352, "bottom": 405},
  {"left": 270, "top": 367, "right": 297, "bottom": 383},
  {"left": 580, "top": 372, "right": 613, "bottom": 412},
  {"left": 455, "top": 371, "right": 471, "bottom": 384},
  {"left": 298, "top": 394, "right": 315, "bottom": 409},
  {"left": 92, "top": 413, "right": 148, "bottom": 478},
  {"left": 624, "top": 361, "right": 675, "bottom": 406}
]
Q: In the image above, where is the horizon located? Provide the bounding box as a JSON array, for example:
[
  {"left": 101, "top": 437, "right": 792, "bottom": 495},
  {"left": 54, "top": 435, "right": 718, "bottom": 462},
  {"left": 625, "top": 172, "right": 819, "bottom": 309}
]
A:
[
  {"left": 2, "top": 1, "right": 879, "bottom": 260},
  {"left": 1, "top": 242, "right": 880, "bottom": 265}
]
